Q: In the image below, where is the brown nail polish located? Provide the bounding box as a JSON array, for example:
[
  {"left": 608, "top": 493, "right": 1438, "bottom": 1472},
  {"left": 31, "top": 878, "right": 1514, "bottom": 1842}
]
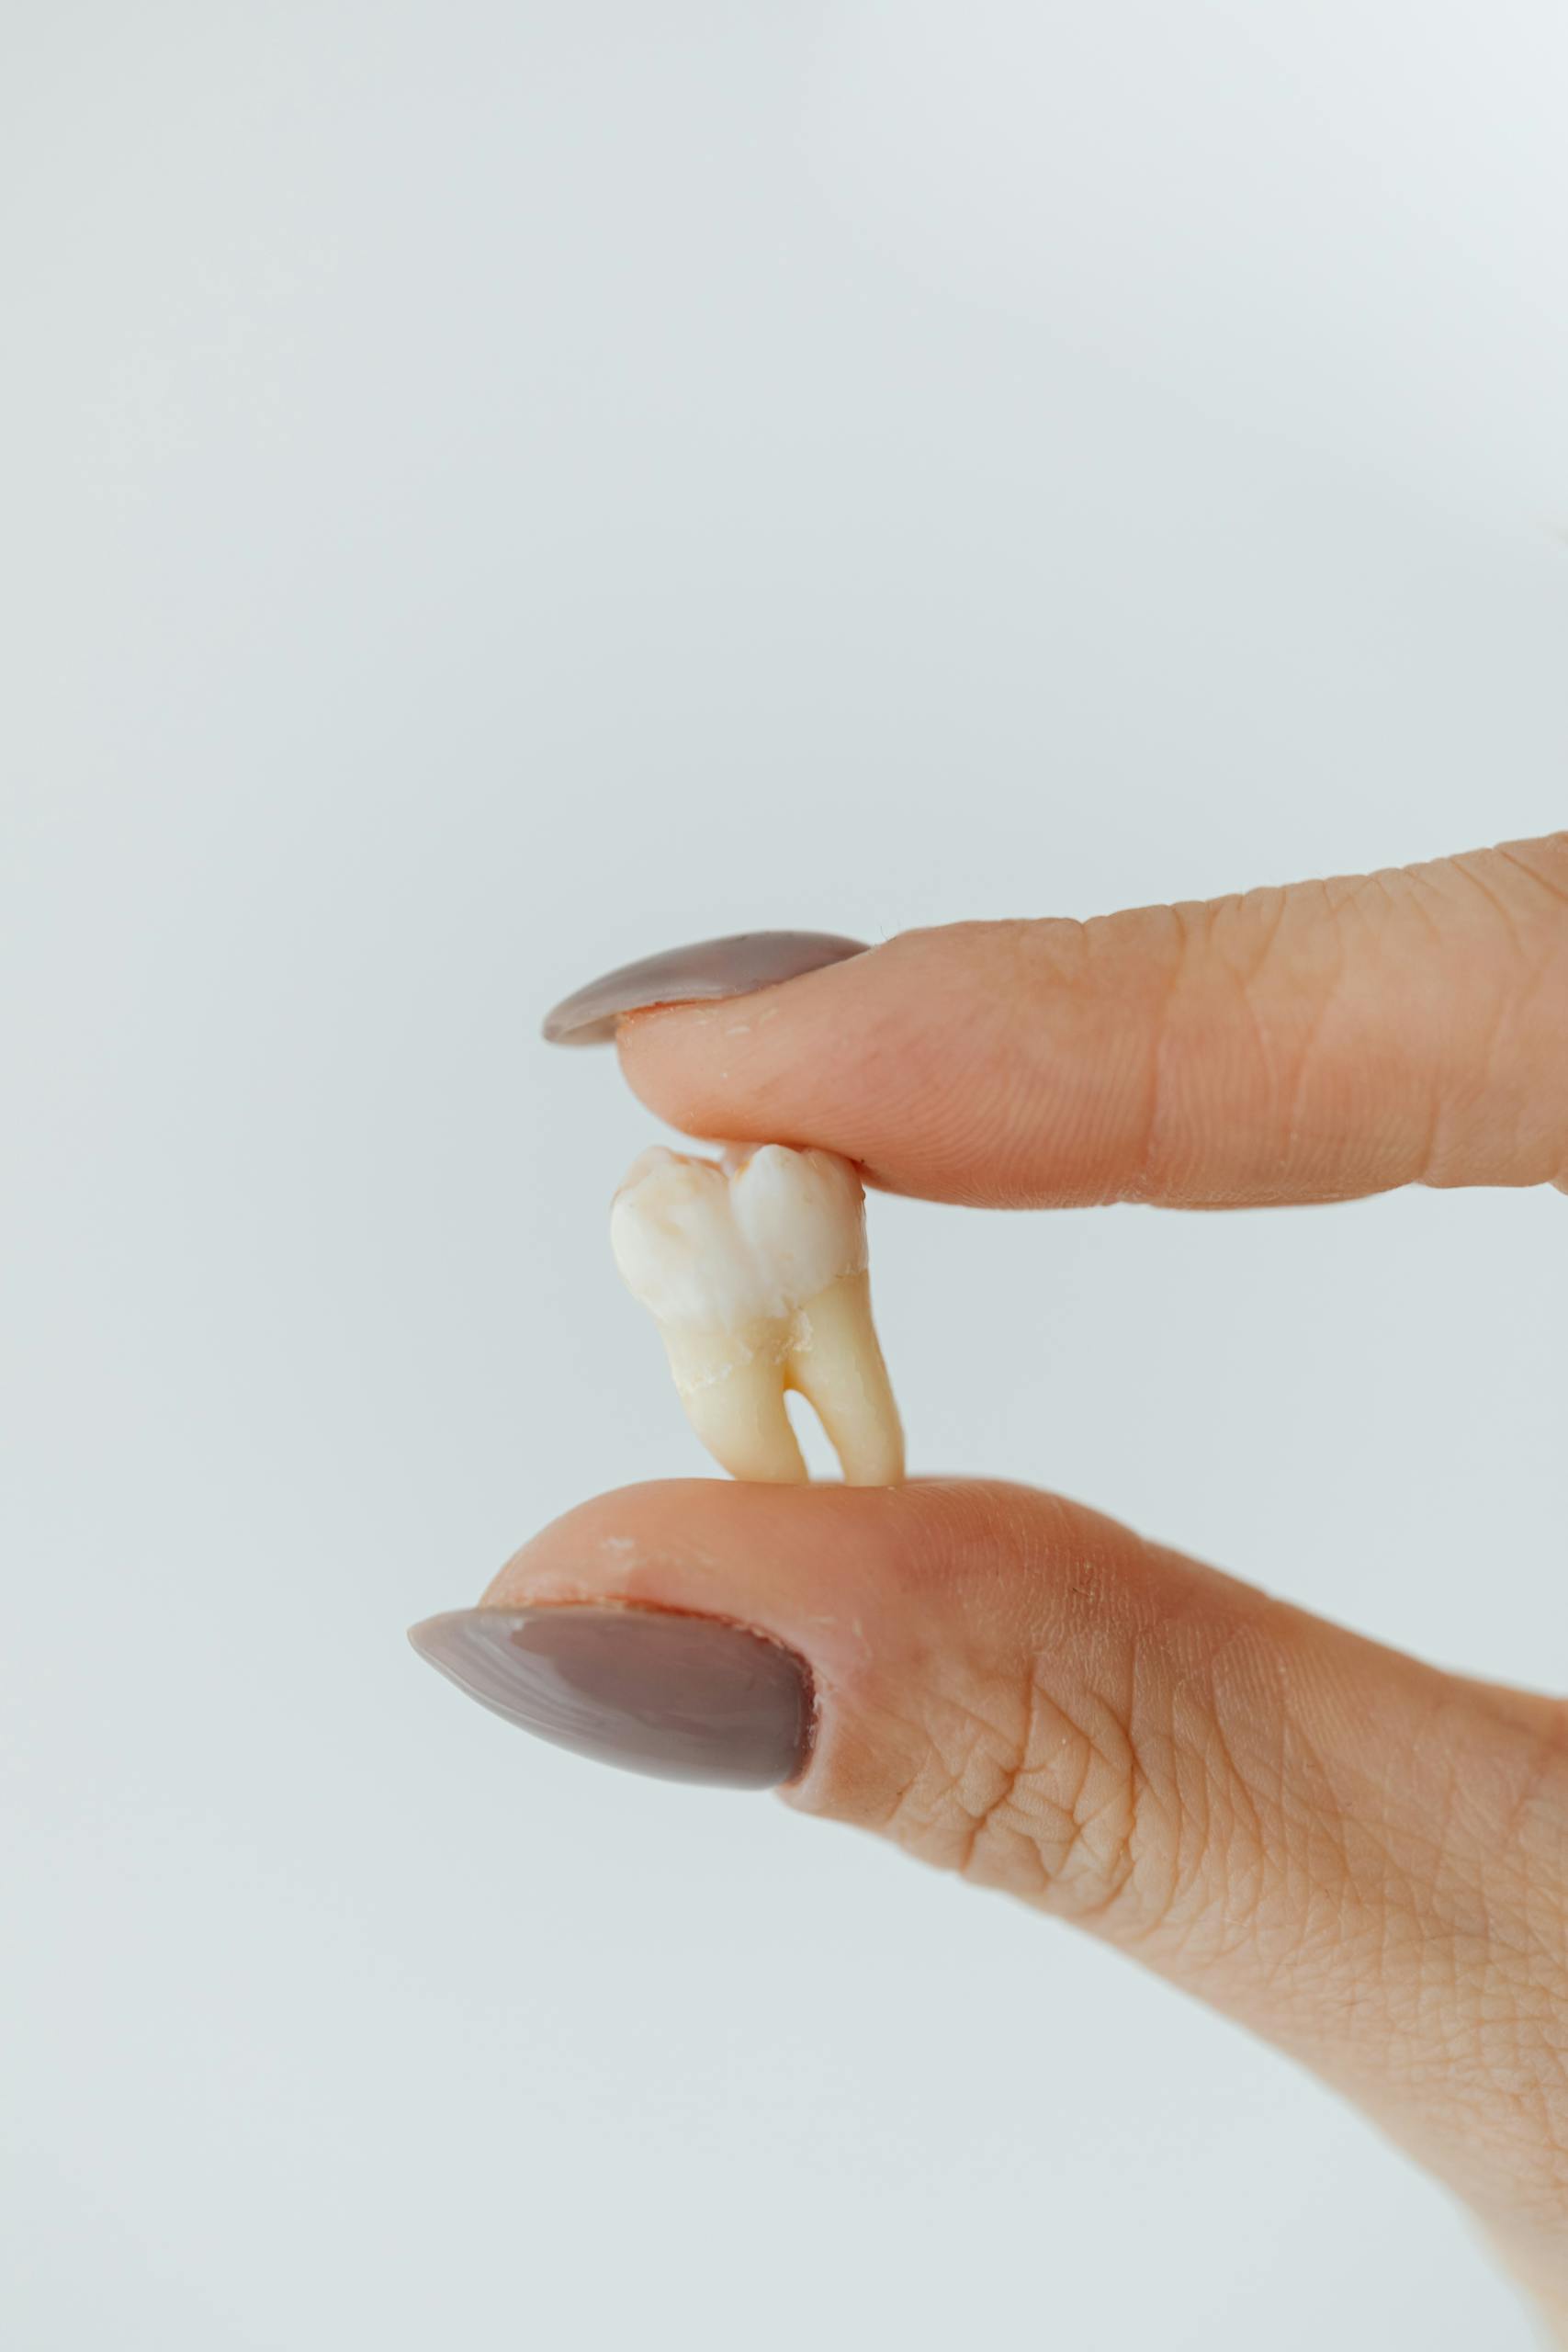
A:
[
  {"left": 541, "top": 930, "right": 868, "bottom": 1046},
  {"left": 407, "top": 1605, "right": 814, "bottom": 1789}
]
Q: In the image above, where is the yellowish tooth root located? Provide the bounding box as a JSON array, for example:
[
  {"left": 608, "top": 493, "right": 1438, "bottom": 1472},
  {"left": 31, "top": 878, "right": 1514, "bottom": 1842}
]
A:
[
  {"left": 663, "top": 1323, "right": 807, "bottom": 1486},
  {"left": 785, "top": 1272, "right": 904, "bottom": 1487},
  {"left": 675, "top": 1359, "right": 809, "bottom": 1486}
]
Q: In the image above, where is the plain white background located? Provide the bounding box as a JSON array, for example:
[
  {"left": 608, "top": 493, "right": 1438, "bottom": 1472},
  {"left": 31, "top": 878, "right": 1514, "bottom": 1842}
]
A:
[{"left": 5, "top": 4, "right": 1566, "bottom": 2346}]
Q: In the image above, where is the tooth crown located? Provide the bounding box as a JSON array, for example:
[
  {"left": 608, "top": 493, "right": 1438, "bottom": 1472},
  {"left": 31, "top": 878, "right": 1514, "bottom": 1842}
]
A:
[{"left": 610, "top": 1145, "right": 867, "bottom": 1330}]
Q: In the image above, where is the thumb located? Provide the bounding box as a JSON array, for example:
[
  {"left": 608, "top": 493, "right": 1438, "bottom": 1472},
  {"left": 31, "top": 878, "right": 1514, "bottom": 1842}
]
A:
[{"left": 411, "top": 1476, "right": 1568, "bottom": 2285}]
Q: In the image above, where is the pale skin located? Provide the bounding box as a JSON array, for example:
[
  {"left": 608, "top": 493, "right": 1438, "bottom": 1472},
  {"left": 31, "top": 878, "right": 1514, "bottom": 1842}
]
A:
[{"left": 497, "top": 833, "right": 1568, "bottom": 2329}]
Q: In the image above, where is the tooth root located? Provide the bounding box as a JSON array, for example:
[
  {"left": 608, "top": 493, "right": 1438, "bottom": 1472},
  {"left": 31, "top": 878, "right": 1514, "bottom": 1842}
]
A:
[
  {"left": 785, "top": 1270, "right": 906, "bottom": 1488},
  {"left": 661, "top": 1329, "right": 808, "bottom": 1486}
]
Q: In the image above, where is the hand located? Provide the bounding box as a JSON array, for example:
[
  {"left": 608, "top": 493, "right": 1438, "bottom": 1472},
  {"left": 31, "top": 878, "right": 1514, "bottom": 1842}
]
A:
[{"left": 412, "top": 833, "right": 1568, "bottom": 2331}]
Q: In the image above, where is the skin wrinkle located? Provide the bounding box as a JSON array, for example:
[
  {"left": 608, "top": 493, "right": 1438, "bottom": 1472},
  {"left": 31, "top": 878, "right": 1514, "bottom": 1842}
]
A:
[
  {"left": 1452, "top": 850, "right": 1537, "bottom": 960},
  {"left": 873, "top": 1744, "right": 929, "bottom": 1839},
  {"left": 1411, "top": 1028, "right": 1449, "bottom": 1191},
  {"left": 1432, "top": 972, "right": 1517, "bottom": 1190},
  {"left": 1176, "top": 1672, "right": 1270, "bottom": 1940},
  {"left": 1495, "top": 835, "right": 1568, "bottom": 914},
  {"left": 996, "top": 1698, "right": 1117, "bottom": 1905},
  {"left": 1166, "top": 1679, "right": 1352, "bottom": 1981},
  {"left": 952, "top": 1693, "right": 1037, "bottom": 1883},
  {"left": 1119, "top": 1596, "right": 1291, "bottom": 1943},
  {"left": 908, "top": 1671, "right": 1066, "bottom": 1896},
  {"left": 1110, "top": 903, "right": 1189, "bottom": 1209},
  {"left": 1124, "top": 882, "right": 1366, "bottom": 1206},
  {"left": 1232, "top": 883, "right": 1293, "bottom": 988},
  {"left": 964, "top": 921, "right": 1076, "bottom": 1211},
  {"left": 1270, "top": 891, "right": 1350, "bottom": 1182},
  {"left": 1398, "top": 861, "right": 1457, "bottom": 954},
  {"left": 1133, "top": 1580, "right": 1514, "bottom": 2041},
  {"left": 1191, "top": 903, "right": 1269, "bottom": 1194},
  {"left": 1497, "top": 1713, "right": 1568, "bottom": 1872},
  {"left": 1326, "top": 874, "right": 1439, "bottom": 1193},
  {"left": 917, "top": 1631, "right": 1157, "bottom": 1922},
  {"left": 1311, "top": 1700, "right": 1538, "bottom": 1977},
  {"left": 1510, "top": 940, "right": 1568, "bottom": 1177},
  {"left": 1207, "top": 892, "right": 1279, "bottom": 1057},
  {"left": 897, "top": 1576, "right": 1563, "bottom": 2138},
  {"left": 1184, "top": 1691, "right": 1566, "bottom": 2218}
]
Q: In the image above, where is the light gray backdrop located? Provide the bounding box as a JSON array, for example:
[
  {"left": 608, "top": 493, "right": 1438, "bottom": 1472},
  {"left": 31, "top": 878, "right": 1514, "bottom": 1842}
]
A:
[{"left": 4, "top": 4, "right": 1566, "bottom": 2347}]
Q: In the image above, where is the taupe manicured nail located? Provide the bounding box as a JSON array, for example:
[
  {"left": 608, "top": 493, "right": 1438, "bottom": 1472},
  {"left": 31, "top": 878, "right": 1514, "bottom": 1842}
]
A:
[
  {"left": 541, "top": 931, "right": 868, "bottom": 1046},
  {"left": 407, "top": 1605, "right": 814, "bottom": 1789}
]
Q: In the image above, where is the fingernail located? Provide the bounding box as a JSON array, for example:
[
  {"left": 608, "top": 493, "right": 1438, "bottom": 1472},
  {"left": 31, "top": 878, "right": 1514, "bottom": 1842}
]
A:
[
  {"left": 541, "top": 931, "right": 868, "bottom": 1046},
  {"left": 407, "top": 1605, "right": 814, "bottom": 1789}
]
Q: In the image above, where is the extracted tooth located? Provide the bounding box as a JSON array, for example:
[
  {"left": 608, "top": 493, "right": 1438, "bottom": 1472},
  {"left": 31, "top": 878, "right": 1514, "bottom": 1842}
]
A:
[{"left": 610, "top": 1142, "right": 905, "bottom": 1487}]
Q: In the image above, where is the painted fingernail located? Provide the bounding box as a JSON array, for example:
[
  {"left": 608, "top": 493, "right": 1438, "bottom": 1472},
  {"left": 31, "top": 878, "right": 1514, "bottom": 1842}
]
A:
[
  {"left": 407, "top": 1605, "right": 814, "bottom": 1789},
  {"left": 541, "top": 931, "right": 868, "bottom": 1046}
]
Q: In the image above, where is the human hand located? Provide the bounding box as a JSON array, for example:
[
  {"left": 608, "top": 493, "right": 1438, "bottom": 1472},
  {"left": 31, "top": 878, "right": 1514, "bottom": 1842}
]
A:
[{"left": 412, "top": 834, "right": 1568, "bottom": 2331}]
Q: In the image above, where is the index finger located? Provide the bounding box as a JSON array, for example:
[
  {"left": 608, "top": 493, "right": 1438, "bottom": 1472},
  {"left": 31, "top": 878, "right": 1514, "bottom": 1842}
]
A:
[{"left": 586, "top": 836, "right": 1568, "bottom": 1209}]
